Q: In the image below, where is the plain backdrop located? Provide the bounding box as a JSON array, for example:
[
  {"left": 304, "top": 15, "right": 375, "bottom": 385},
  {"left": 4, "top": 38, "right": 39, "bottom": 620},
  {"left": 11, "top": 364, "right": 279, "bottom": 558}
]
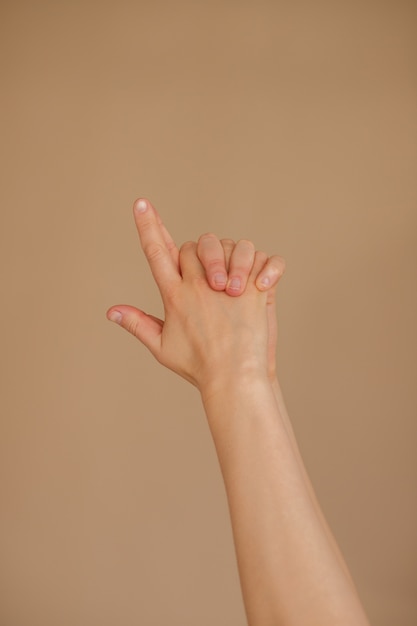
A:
[{"left": 1, "top": 1, "right": 416, "bottom": 625}]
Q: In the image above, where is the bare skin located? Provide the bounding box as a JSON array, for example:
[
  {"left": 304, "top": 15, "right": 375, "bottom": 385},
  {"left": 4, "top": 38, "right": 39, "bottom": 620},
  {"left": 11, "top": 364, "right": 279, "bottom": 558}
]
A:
[{"left": 107, "top": 197, "right": 370, "bottom": 626}]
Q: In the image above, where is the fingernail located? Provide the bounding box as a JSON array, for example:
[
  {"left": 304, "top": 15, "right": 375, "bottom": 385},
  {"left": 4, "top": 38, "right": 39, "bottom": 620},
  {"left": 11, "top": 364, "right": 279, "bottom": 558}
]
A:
[
  {"left": 214, "top": 273, "right": 227, "bottom": 287},
  {"left": 135, "top": 199, "right": 148, "bottom": 213},
  {"left": 228, "top": 278, "right": 241, "bottom": 291},
  {"left": 260, "top": 276, "right": 270, "bottom": 288},
  {"left": 108, "top": 310, "right": 123, "bottom": 324}
]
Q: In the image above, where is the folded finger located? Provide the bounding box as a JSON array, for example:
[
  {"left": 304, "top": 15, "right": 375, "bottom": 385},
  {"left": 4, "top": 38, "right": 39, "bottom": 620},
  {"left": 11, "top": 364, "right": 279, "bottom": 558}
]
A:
[
  {"left": 255, "top": 255, "right": 286, "bottom": 291},
  {"left": 179, "top": 240, "right": 206, "bottom": 281},
  {"left": 226, "top": 239, "right": 256, "bottom": 297},
  {"left": 197, "top": 233, "right": 228, "bottom": 290},
  {"left": 249, "top": 250, "right": 269, "bottom": 283},
  {"left": 220, "top": 239, "right": 235, "bottom": 271}
]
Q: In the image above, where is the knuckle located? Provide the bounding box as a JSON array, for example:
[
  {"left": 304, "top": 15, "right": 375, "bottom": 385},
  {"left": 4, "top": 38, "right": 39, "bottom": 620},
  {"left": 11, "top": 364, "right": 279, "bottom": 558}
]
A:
[
  {"left": 197, "top": 234, "right": 223, "bottom": 267},
  {"left": 126, "top": 317, "right": 139, "bottom": 337},
  {"left": 144, "top": 241, "right": 164, "bottom": 261},
  {"left": 166, "top": 241, "right": 177, "bottom": 253},
  {"left": 238, "top": 238, "right": 255, "bottom": 251},
  {"left": 198, "top": 232, "right": 217, "bottom": 243},
  {"left": 272, "top": 255, "right": 286, "bottom": 275},
  {"left": 180, "top": 240, "right": 196, "bottom": 253},
  {"left": 163, "top": 283, "right": 177, "bottom": 304},
  {"left": 205, "top": 257, "right": 225, "bottom": 270}
]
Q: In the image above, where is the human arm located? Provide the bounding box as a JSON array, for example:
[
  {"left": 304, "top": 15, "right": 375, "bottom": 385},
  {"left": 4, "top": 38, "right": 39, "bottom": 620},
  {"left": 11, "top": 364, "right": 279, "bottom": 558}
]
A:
[
  {"left": 196, "top": 232, "right": 364, "bottom": 590},
  {"left": 106, "top": 198, "right": 370, "bottom": 625},
  {"left": 195, "top": 234, "right": 368, "bottom": 623}
]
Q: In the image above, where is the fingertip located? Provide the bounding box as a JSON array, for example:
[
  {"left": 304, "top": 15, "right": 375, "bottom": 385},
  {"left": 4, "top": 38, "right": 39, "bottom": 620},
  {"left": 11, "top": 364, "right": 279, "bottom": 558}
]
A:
[
  {"left": 226, "top": 277, "right": 243, "bottom": 296},
  {"left": 133, "top": 197, "right": 149, "bottom": 214},
  {"left": 271, "top": 255, "right": 287, "bottom": 276},
  {"left": 212, "top": 273, "right": 227, "bottom": 289},
  {"left": 256, "top": 276, "right": 271, "bottom": 291},
  {"left": 180, "top": 240, "right": 197, "bottom": 253},
  {"left": 107, "top": 309, "right": 123, "bottom": 324},
  {"left": 198, "top": 232, "right": 217, "bottom": 245}
]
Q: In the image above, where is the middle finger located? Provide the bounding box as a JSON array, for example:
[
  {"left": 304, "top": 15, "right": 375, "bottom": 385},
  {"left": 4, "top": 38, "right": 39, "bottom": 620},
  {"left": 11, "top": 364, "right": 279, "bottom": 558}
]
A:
[
  {"left": 197, "top": 233, "right": 228, "bottom": 290},
  {"left": 226, "top": 239, "right": 256, "bottom": 296}
]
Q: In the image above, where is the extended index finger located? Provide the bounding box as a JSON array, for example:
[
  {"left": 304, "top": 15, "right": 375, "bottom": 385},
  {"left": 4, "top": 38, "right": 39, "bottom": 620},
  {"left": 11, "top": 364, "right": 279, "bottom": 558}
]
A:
[
  {"left": 154, "top": 204, "right": 180, "bottom": 270},
  {"left": 133, "top": 198, "right": 181, "bottom": 294}
]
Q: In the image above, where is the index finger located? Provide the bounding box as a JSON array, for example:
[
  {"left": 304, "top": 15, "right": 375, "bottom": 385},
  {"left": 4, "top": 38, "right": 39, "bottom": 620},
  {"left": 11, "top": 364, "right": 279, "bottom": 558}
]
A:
[
  {"left": 133, "top": 198, "right": 181, "bottom": 294},
  {"left": 154, "top": 204, "right": 180, "bottom": 270}
]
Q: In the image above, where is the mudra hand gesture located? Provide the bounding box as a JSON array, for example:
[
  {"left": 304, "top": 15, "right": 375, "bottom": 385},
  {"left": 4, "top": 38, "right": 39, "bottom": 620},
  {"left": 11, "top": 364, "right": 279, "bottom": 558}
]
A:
[
  {"left": 107, "top": 198, "right": 370, "bottom": 626},
  {"left": 107, "top": 197, "right": 286, "bottom": 394}
]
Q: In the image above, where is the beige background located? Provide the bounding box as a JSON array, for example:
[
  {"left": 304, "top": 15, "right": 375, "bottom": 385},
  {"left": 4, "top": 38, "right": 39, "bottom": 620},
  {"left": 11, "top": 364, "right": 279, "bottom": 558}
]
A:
[{"left": 1, "top": 1, "right": 416, "bottom": 624}]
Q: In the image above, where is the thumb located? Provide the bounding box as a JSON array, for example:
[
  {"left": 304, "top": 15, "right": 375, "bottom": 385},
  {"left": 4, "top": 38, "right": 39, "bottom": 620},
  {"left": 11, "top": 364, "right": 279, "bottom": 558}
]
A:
[{"left": 106, "top": 305, "right": 163, "bottom": 358}]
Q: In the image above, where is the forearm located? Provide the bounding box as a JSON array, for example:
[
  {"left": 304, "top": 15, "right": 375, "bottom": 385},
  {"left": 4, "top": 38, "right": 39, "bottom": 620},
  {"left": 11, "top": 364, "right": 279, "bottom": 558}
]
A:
[
  {"left": 110, "top": 201, "right": 370, "bottom": 624},
  {"left": 201, "top": 373, "right": 370, "bottom": 626},
  {"left": 270, "top": 377, "right": 359, "bottom": 589}
]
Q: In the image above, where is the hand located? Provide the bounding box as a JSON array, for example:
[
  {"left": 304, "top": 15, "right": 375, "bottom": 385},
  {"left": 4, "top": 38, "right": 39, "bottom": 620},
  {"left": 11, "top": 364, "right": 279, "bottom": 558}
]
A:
[
  {"left": 196, "top": 234, "right": 286, "bottom": 383},
  {"left": 106, "top": 198, "right": 281, "bottom": 393}
]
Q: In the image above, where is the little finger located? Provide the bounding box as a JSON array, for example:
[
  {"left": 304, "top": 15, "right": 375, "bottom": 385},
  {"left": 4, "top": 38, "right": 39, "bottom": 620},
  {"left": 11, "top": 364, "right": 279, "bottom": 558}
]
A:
[{"left": 255, "top": 255, "right": 286, "bottom": 291}]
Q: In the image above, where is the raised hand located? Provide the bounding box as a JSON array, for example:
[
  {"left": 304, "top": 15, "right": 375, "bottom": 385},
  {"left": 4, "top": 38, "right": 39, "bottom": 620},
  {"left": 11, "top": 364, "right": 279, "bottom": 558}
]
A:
[
  {"left": 106, "top": 198, "right": 370, "bottom": 626},
  {"left": 106, "top": 198, "right": 276, "bottom": 395}
]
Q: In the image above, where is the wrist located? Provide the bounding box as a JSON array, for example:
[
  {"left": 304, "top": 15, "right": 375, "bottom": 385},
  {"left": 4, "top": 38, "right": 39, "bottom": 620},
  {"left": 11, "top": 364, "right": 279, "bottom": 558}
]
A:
[
  {"left": 199, "top": 367, "right": 272, "bottom": 411},
  {"left": 199, "top": 372, "right": 285, "bottom": 463}
]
